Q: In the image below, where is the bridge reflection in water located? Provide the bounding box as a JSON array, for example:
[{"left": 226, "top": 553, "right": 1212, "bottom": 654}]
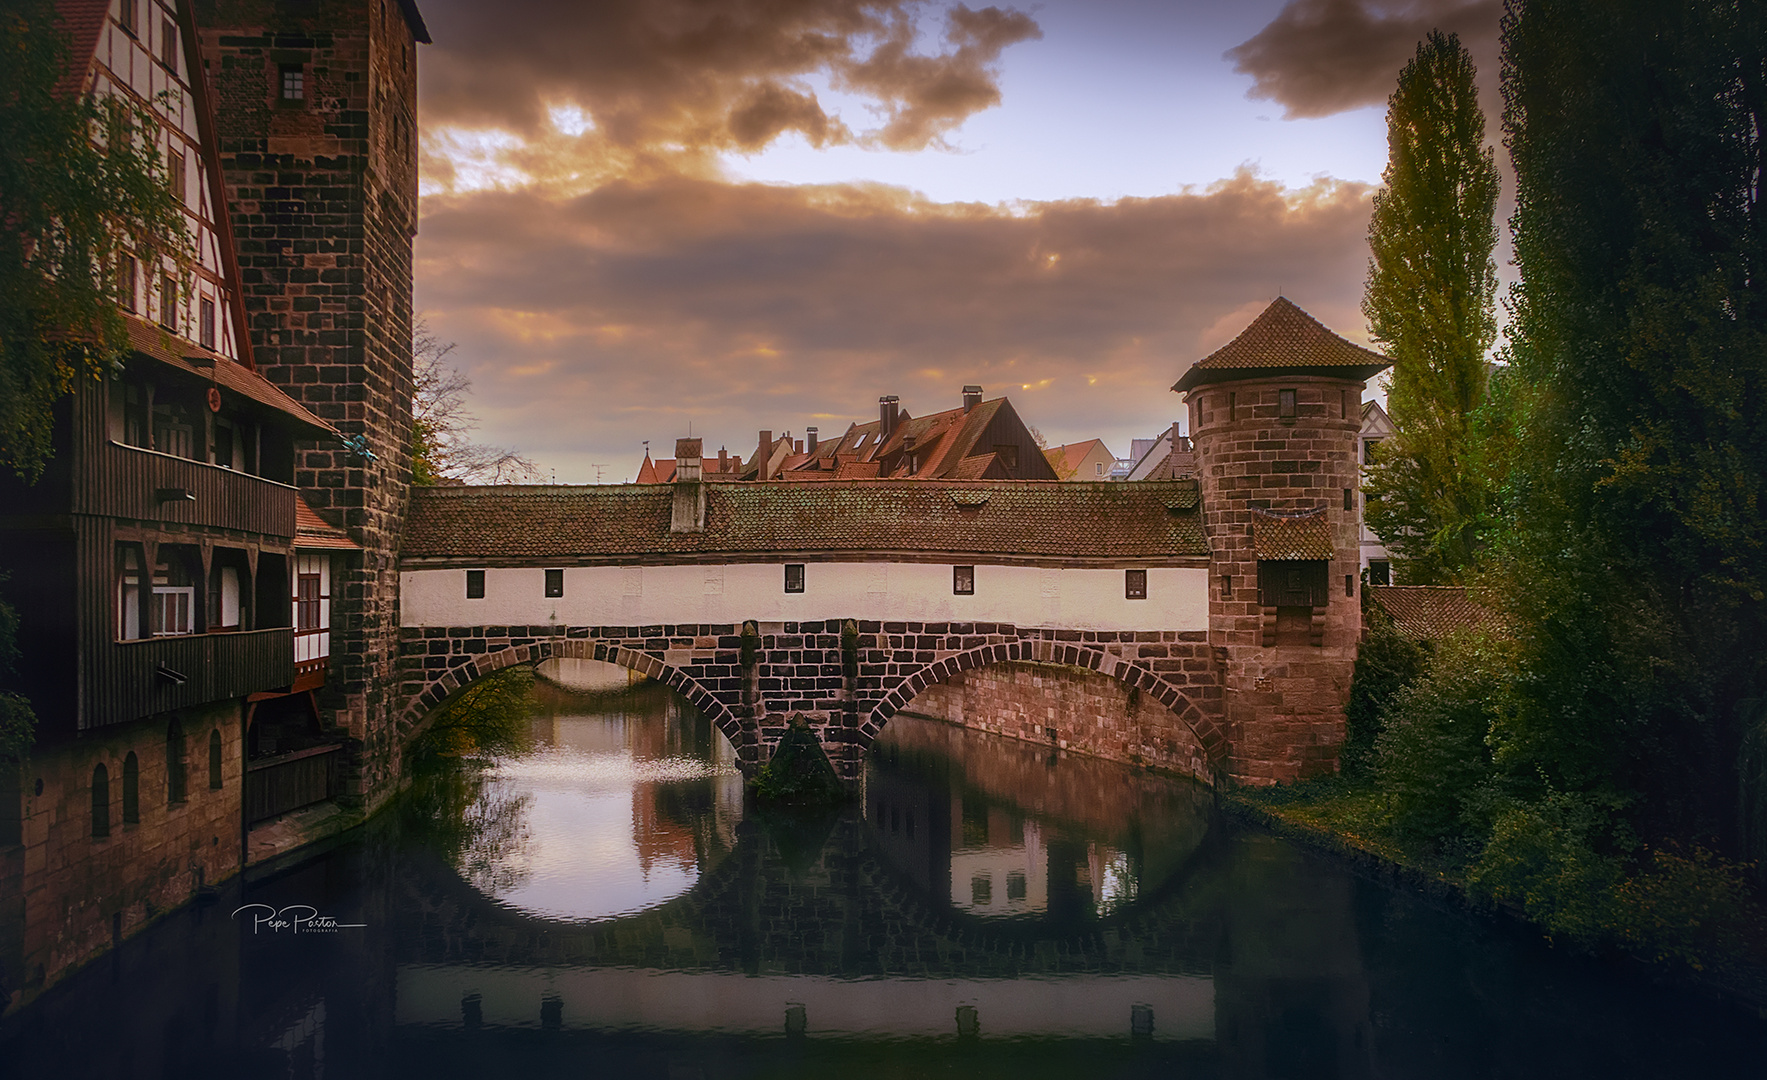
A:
[{"left": 4, "top": 670, "right": 1761, "bottom": 1078}]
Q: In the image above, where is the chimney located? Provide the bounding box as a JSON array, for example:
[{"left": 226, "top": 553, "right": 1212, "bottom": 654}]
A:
[
  {"left": 806, "top": 426, "right": 818, "bottom": 453},
  {"left": 718, "top": 447, "right": 728, "bottom": 473},
  {"left": 879, "top": 395, "right": 900, "bottom": 437},
  {"left": 962, "top": 384, "right": 983, "bottom": 413},
  {"left": 758, "top": 431, "right": 772, "bottom": 481},
  {"left": 670, "top": 437, "right": 706, "bottom": 532}
]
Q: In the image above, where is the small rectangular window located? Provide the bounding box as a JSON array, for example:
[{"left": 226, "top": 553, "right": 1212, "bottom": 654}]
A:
[
  {"left": 1125, "top": 569, "right": 1147, "bottom": 599},
  {"left": 1369, "top": 560, "right": 1391, "bottom": 586},
  {"left": 1346, "top": 574, "right": 1355, "bottom": 597},
  {"left": 784, "top": 564, "right": 805, "bottom": 593},
  {"left": 465, "top": 569, "right": 485, "bottom": 599},
  {"left": 1221, "top": 574, "right": 1232, "bottom": 599},
  {"left": 119, "top": 0, "right": 137, "bottom": 36},
  {"left": 280, "top": 65, "right": 305, "bottom": 101},
  {"left": 1278, "top": 388, "right": 1297, "bottom": 418},
  {"left": 953, "top": 565, "right": 975, "bottom": 595},
  {"left": 1344, "top": 487, "right": 1354, "bottom": 511},
  {"left": 544, "top": 568, "right": 564, "bottom": 597},
  {"left": 159, "top": 18, "right": 176, "bottom": 68},
  {"left": 118, "top": 255, "right": 137, "bottom": 311},
  {"left": 296, "top": 574, "right": 321, "bottom": 630},
  {"left": 198, "top": 297, "right": 215, "bottom": 349},
  {"left": 159, "top": 274, "right": 177, "bottom": 328},
  {"left": 167, "top": 151, "right": 185, "bottom": 203}
]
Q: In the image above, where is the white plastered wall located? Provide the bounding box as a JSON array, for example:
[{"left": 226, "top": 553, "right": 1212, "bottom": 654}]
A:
[{"left": 402, "top": 562, "right": 1210, "bottom": 632}]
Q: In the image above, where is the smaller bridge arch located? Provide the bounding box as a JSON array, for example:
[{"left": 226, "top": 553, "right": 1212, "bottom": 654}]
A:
[
  {"left": 861, "top": 637, "right": 1226, "bottom": 780},
  {"left": 398, "top": 632, "right": 749, "bottom": 755}
]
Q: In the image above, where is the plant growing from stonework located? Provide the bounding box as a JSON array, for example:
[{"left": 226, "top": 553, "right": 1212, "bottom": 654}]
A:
[
  {"left": 0, "top": 0, "right": 192, "bottom": 482},
  {"left": 1360, "top": 30, "right": 1500, "bottom": 585},
  {"left": 0, "top": 574, "right": 36, "bottom": 762},
  {"left": 410, "top": 317, "right": 543, "bottom": 485}
]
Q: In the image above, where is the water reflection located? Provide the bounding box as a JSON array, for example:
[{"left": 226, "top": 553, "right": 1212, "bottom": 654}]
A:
[
  {"left": 418, "top": 675, "right": 743, "bottom": 922},
  {"left": 5, "top": 673, "right": 1764, "bottom": 1078},
  {"left": 867, "top": 714, "right": 1211, "bottom": 927}
]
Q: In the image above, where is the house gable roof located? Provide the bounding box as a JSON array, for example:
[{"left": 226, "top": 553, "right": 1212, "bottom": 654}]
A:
[{"left": 1174, "top": 297, "right": 1390, "bottom": 393}]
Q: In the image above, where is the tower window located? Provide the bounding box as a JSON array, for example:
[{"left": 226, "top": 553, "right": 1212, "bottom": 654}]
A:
[
  {"left": 92, "top": 764, "right": 110, "bottom": 838},
  {"left": 280, "top": 65, "right": 305, "bottom": 101},
  {"left": 1278, "top": 389, "right": 1297, "bottom": 419},
  {"left": 1125, "top": 569, "right": 1147, "bottom": 599},
  {"left": 465, "top": 569, "right": 485, "bottom": 598},
  {"left": 544, "top": 568, "right": 564, "bottom": 597},
  {"left": 953, "top": 565, "right": 975, "bottom": 595},
  {"left": 1345, "top": 488, "right": 1354, "bottom": 511},
  {"left": 784, "top": 564, "right": 805, "bottom": 593}
]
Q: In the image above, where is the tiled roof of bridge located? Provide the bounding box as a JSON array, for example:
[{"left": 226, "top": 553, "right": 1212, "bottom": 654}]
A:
[{"left": 403, "top": 480, "right": 1207, "bottom": 561}]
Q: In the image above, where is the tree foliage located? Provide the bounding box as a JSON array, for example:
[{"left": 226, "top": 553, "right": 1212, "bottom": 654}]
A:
[
  {"left": 410, "top": 318, "right": 543, "bottom": 485},
  {"left": 1362, "top": 30, "right": 1501, "bottom": 584},
  {"left": 0, "top": 0, "right": 191, "bottom": 481},
  {"left": 1497, "top": 0, "right": 1767, "bottom": 850}
]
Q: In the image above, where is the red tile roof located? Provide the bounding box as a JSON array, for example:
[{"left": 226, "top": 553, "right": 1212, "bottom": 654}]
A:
[
  {"left": 403, "top": 480, "right": 1208, "bottom": 563},
  {"left": 1173, "top": 297, "right": 1390, "bottom": 392},
  {"left": 295, "top": 496, "right": 360, "bottom": 550},
  {"left": 50, "top": 0, "right": 109, "bottom": 98},
  {"left": 1251, "top": 507, "right": 1336, "bottom": 560},
  {"left": 124, "top": 318, "right": 335, "bottom": 437},
  {"left": 1369, "top": 586, "right": 1496, "bottom": 640}
]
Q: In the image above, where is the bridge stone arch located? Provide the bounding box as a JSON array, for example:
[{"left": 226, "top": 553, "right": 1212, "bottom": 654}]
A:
[
  {"left": 397, "top": 630, "right": 747, "bottom": 754},
  {"left": 860, "top": 635, "right": 1226, "bottom": 781}
]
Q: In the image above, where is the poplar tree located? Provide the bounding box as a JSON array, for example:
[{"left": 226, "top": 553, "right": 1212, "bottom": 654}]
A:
[
  {"left": 1498, "top": 0, "right": 1767, "bottom": 851},
  {"left": 1361, "top": 30, "right": 1500, "bottom": 585}
]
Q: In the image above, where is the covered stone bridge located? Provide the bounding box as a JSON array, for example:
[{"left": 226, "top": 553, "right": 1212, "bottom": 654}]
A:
[{"left": 397, "top": 476, "right": 1225, "bottom": 783}]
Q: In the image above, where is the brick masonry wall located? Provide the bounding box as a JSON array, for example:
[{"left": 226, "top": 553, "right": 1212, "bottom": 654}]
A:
[
  {"left": 6, "top": 702, "right": 244, "bottom": 1009},
  {"left": 1190, "top": 375, "right": 1368, "bottom": 784},
  {"left": 198, "top": 0, "right": 419, "bottom": 803},
  {"left": 397, "top": 622, "right": 1226, "bottom": 784},
  {"left": 902, "top": 660, "right": 1210, "bottom": 779}
]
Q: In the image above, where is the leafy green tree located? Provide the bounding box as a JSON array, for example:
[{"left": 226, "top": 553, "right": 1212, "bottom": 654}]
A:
[
  {"left": 1362, "top": 30, "right": 1501, "bottom": 585},
  {"left": 1, "top": 0, "right": 191, "bottom": 481},
  {"left": 1497, "top": 0, "right": 1767, "bottom": 850}
]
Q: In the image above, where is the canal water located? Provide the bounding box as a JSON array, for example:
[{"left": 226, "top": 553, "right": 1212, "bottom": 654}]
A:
[{"left": 3, "top": 667, "right": 1761, "bottom": 1078}]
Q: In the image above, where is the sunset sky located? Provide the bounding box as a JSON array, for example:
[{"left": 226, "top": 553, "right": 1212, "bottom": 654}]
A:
[{"left": 412, "top": 0, "right": 1503, "bottom": 483}]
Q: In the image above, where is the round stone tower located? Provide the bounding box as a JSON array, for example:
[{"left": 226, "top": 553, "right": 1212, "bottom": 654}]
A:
[{"left": 1175, "top": 298, "right": 1391, "bottom": 785}]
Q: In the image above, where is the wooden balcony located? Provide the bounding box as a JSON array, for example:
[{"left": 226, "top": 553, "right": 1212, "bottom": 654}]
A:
[
  {"left": 84, "top": 629, "right": 295, "bottom": 730},
  {"left": 74, "top": 440, "right": 296, "bottom": 538}
]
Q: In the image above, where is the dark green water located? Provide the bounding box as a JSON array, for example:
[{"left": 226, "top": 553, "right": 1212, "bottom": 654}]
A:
[{"left": 3, "top": 671, "right": 1761, "bottom": 1078}]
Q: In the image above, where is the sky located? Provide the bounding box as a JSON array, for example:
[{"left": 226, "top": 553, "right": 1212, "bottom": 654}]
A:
[{"left": 412, "top": 0, "right": 1503, "bottom": 484}]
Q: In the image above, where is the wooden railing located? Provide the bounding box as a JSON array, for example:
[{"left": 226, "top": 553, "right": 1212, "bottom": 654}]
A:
[
  {"left": 75, "top": 440, "right": 296, "bottom": 538},
  {"left": 245, "top": 744, "right": 343, "bottom": 825},
  {"left": 85, "top": 629, "right": 294, "bottom": 730}
]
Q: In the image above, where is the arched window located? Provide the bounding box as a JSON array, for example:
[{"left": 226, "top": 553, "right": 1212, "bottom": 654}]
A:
[
  {"left": 208, "top": 730, "right": 223, "bottom": 790},
  {"left": 91, "top": 763, "right": 110, "bottom": 838},
  {"left": 166, "top": 719, "right": 187, "bottom": 804},
  {"left": 122, "top": 752, "right": 140, "bottom": 824}
]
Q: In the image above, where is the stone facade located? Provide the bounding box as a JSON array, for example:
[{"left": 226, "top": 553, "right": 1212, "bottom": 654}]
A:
[
  {"left": 198, "top": 0, "right": 422, "bottom": 802},
  {"left": 903, "top": 660, "right": 1210, "bottom": 778},
  {"left": 397, "top": 622, "right": 1226, "bottom": 784},
  {"left": 3, "top": 702, "right": 244, "bottom": 1009},
  {"left": 1190, "top": 376, "right": 1369, "bottom": 784}
]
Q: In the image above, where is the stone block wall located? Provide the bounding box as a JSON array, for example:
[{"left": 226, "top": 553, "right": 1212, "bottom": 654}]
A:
[
  {"left": 903, "top": 660, "right": 1211, "bottom": 779},
  {"left": 397, "top": 622, "right": 1226, "bottom": 785},
  {"left": 198, "top": 0, "right": 420, "bottom": 802},
  {"left": 1190, "top": 375, "right": 1368, "bottom": 784},
  {"left": 4, "top": 702, "right": 244, "bottom": 1009}
]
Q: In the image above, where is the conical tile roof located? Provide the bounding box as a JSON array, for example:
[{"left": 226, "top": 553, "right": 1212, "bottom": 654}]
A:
[{"left": 1173, "top": 297, "right": 1389, "bottom": 392}]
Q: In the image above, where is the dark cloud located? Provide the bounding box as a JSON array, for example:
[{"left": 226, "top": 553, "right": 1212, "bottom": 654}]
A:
[
  {"left": 413, "top": 172, "right": 1376, "bottom": 480},
  {"left": 1226, "top": 0, "right": 1500, "bottom": 119},
  {"left": 419, "top": 0, "right": 1038, "bottom": 154}
]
